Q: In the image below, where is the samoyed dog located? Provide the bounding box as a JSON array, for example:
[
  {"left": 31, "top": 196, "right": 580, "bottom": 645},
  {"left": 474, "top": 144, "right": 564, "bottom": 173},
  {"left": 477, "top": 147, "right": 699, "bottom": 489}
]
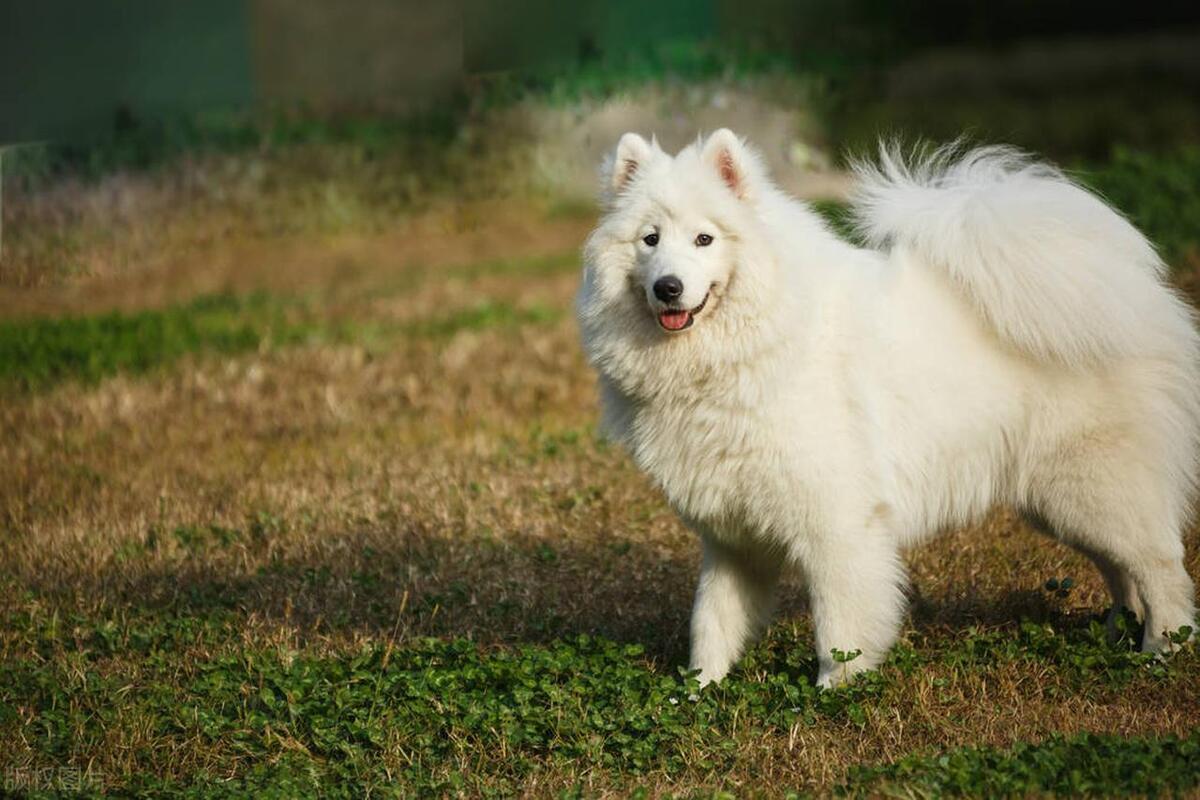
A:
[{"left": 576, "top": 129, "right": 1200, "bottom": 688}]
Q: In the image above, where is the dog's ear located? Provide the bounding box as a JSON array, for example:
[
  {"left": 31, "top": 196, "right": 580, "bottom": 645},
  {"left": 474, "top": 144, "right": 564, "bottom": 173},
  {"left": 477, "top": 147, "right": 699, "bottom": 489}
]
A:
[
  {"left": 604, "top": 132, "right": 653, "bottom": 196},
  {"left": 702, "top": 129, "right": 752, "bottom": 199}
]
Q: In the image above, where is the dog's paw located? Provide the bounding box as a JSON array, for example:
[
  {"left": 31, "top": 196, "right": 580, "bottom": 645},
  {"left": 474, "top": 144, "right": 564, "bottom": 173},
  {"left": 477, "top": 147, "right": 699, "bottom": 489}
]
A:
[
  {"left": 815, "top": 670, "right": 840, "bottom": 690},
  {"left": 687, "top": 661, "right": 731, "bottom": 689},
  {"left": 817, "top": 647, "right": 879, "bottom": 689},
  {"left": 1142, "top": 623, "right": 1195, "bottom": 657}
]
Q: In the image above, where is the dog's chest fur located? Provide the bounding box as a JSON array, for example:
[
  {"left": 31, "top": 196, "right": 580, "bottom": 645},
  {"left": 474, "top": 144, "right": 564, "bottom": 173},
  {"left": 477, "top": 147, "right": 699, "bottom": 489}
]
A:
[{"left": 620, "top": 387, "right": 816, "bottom": 545}]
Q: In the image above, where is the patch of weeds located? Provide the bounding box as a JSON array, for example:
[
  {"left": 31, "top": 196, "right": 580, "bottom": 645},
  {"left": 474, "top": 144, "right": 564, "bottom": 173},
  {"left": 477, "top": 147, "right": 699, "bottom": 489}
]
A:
[
  {"left": 841, "top": 729, "right": 1200, "bottom": 798},
  {"left": 554, "top": 485, "right": 605, "bottom": 513},
  {"left": 248, "top": 510, "right": 286, "bottom": 540},
  {"left": 120, "top": 753, "right": 327, "bottom": 800},
  {"left": 408, "top": 301, "right": 561, "bottom": 339},
  {"left": 0, "top": 288, "right": 564, "bottom": 393},
  {"left": 350, "top": 569, "right": 383, "bottom": 592},
  {"left": 530, "top": 425, "right": 586, "bottom": 459},
  {"left": 301, "top": 565, "right": 334, "bottom": 588},
  {"left": 0, "top": 293, "right": 311, "bottom": 392},
  {"left": 0, "top": 621, "right": 882, "bottom": 796},
  {"left": 2, "top": 600, "right": 1198, "bottom": 795},
  {"left": 4, "top": 606, "right": 233, "bottom": 663},
  {"left": 171, "top": 524, "right": 242, "bottom": 554},
  {"left": 112, "top": 531, "right": 158, "bottom": 563},
  {"left": 935, "top": 617, "right": 1197, "bottom": 686}
]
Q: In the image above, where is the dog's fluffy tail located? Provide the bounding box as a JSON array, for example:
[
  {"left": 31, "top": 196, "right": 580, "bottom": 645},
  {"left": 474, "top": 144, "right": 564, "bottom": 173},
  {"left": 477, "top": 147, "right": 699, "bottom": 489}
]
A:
[{"left": 851, "top": 143, "right": 1197, "bottom": 368}]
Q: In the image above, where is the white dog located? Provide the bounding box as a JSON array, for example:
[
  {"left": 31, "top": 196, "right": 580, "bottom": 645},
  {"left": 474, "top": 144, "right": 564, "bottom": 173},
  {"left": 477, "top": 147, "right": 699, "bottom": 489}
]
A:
[{"left": 576, "top": 129, "right": 1200, "bottom": 688}]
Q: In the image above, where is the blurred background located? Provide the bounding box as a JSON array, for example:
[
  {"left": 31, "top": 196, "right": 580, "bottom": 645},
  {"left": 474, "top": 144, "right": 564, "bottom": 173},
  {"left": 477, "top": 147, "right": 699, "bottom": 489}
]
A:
[
  {"left": 3, "top": 2, "right": 1200, "bottom": 795},
  {"left": 3, "top": 0, "right": 1200, "bottom": 287}
]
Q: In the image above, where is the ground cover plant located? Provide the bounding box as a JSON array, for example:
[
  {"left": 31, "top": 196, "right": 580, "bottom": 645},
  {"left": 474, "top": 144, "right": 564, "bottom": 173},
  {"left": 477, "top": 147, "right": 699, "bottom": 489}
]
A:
[{"left": 3, "top": 38, "right": 1200, "bottom": 799}]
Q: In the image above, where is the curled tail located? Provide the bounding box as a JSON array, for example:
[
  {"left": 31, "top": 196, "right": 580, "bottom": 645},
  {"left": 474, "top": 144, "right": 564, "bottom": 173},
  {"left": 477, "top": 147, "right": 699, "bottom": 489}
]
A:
[{"left": 851, "top": 143, "right": 1197, "bottom": 368}]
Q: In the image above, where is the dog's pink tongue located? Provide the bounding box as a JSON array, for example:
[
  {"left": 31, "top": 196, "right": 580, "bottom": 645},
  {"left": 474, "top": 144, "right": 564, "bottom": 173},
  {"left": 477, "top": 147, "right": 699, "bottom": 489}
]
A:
[{"left": 659, "top": 310, "right": 691, "bottom": 331}]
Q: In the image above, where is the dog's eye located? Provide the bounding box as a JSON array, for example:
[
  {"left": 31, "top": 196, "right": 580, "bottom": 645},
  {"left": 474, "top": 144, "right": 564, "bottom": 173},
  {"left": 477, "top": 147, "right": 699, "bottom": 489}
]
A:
[
  {"left": 695, "top": 233, "right": 713, "bottom": 247},
  {"left": 642, "top": 233, "right": 659, "bottom": 247}
]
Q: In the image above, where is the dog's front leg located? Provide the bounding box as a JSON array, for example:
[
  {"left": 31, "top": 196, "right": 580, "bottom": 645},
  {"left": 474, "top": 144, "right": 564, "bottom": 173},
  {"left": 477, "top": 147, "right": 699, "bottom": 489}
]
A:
[
  {"left": 806, "top": 532, "right": 908, "bottom": 688},
  {"left": 689, "top": 538, "right": 781, "bottom": 686}
]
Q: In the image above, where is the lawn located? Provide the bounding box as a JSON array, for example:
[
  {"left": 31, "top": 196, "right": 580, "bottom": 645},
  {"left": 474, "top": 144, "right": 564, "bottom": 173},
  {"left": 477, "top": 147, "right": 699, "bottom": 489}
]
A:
[{"left": 3, "top": 45, "right": 1200, "bottom": 797}]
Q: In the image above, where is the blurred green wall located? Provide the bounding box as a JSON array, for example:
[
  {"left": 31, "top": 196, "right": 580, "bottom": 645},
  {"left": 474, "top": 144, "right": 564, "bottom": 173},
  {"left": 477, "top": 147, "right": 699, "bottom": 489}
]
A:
[
  {"left": 3, "top": 0, "right": 719, "bottom": 145},
  {"left": 464, "top": 0, "right": 717, "bottom": 73},
  {"left": 1, "top": 1, "right": 464, "bottom": 145},
  {"left": 3, "top": 0, "right": 1197, "bottom": 146},
  {"left": 1, "top": 1, "right": 255, "bottom": 143}
]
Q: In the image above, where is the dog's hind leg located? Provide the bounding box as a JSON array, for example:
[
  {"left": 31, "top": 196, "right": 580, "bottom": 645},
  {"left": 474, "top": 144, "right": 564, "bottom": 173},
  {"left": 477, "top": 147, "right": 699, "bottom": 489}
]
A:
[
  {"left": 1075, "top": 532, "right": 1193, "bottom": 653},
  {"left": 689, "top": 538, "right": 782, "bottom": 686},
  {"left": 1090, "top": 549, "right": 1148, "bottom": 640},
  {"left": 1024, "top": 511, "right": 1145, "bottom": 640},
  {"left": 1028, "top": 438, "right": 1196, "bottom": 653}
]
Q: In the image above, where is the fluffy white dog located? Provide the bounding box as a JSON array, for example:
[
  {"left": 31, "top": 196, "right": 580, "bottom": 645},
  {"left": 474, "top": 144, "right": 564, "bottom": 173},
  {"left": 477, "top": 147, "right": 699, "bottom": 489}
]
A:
[{"left": 576, "top": 129, "right": 1200, "bottom": 688}]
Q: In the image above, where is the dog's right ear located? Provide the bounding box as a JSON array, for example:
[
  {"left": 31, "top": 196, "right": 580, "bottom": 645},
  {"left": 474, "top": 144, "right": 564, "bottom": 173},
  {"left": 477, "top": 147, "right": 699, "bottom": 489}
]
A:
[
  {"left": 702, "top": 128, "right": 753, "bottom": 200},
  {"left": 603, "top": 132, "right": 653, "bottom": 197}
]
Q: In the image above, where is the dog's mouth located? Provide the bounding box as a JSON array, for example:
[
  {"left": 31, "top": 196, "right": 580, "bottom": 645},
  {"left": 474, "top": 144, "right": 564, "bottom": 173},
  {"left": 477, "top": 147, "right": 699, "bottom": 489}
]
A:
[{"left": 657, "top": 293, "right": 709, "bottom": 332}]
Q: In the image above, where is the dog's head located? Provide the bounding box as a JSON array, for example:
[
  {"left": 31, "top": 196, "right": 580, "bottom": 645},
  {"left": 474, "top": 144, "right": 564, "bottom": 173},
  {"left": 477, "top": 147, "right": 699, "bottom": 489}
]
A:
[{"left": 578, "top": 129, "right": 782, "bottom": 397}]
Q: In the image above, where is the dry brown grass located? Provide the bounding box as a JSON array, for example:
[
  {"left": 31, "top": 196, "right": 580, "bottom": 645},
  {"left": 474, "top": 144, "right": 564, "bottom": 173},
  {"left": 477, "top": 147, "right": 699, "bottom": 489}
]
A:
[{"left": 2, "top": 193, "right": 1199, "bottom": 796}]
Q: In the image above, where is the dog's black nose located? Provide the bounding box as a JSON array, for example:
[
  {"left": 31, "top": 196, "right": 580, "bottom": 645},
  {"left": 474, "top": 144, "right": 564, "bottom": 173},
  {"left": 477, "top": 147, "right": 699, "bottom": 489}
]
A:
[{"left": 653, "top": 275, "right": 684, "bottom": 303}]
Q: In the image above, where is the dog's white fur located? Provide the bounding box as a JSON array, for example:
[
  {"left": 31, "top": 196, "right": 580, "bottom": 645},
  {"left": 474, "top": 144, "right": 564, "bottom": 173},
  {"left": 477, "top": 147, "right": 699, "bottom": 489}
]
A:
[{"left": 577, "top": 130, "right": 1200, "bottom": 688}]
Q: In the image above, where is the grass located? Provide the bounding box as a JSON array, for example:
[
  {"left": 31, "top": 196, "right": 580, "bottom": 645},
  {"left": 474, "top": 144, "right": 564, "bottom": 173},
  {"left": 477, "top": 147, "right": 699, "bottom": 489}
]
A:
[
  {"left": 0, "top": 250, "right": 576, "bottom": 392},
  {"left": 4, "top": 592, "right": 1197, "bottom": 796},
  {"left": 3, "top": 99, "right": 1200, "bottom": 795},
  {"left": 0, "top": 292, "right": 562, "bottom": 393},
  {"left": 0, "top": 294, "right": 293, "bottom": 392},
  {"left": 844, "top": 729, "right": 1200, "bottom": 798},
  {"left": 1081, "top": 147, "right": 1200, "bottom": 265}
]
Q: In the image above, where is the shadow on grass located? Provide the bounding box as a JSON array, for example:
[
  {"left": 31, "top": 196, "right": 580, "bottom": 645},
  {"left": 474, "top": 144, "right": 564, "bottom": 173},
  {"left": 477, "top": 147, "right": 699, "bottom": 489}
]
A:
[
  {"left": 22, "top": 525, "right": 699, "bottom": 666},
  {"left": 15, "top": 515, "right": 1111, "bottom": 675}
]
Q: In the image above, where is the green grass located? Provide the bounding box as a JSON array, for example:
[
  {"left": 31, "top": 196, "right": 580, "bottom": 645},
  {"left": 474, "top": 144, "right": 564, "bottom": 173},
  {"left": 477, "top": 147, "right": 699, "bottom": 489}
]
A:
[
  {"left": 0, "top": 608, "right": 864, "bottom": 796},
  {"left": 0, "top": 293, "right": 309, "bottom": 392},
  {"left": 1081, "top": 147, "right": 1200, "bottom": 264},
  {"left": 2, "top": 594, "right": 1196, "bottom": 796},
  {"left": 0, "top": 251, "right": 576, "bottom": 393},
  {"left": 843, "top": 730, "right": 1200, "bottom": 798},
  {"left": 411, "top": 301, "right": 560, "bottom": 339}
]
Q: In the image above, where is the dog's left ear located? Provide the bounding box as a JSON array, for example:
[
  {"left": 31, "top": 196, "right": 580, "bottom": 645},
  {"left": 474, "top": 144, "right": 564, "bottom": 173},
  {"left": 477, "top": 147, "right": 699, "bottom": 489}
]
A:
[
  {"left": 604, "top": 132, "right": 654, "bottom": 197},
  {"left": 702, "top": 129, "right": 752, "bottom": 200}
]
